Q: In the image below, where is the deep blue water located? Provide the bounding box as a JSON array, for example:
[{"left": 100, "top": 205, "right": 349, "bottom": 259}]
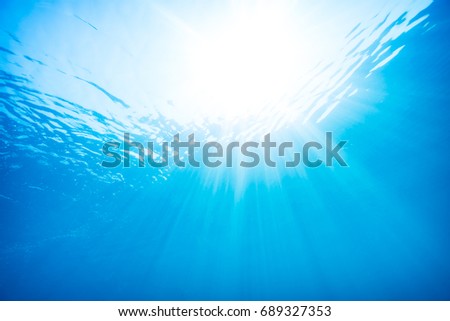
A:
[{"left": 1, "top": 0, "right": 450, "bottom": 300}]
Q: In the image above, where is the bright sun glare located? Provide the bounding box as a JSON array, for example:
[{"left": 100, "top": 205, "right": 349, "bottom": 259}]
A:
[{"left": 184, "top": 4, "right": 310, "bottom": 122}]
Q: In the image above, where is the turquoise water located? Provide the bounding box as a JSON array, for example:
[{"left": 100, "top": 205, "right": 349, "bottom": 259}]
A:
[{"left": 1, "top": 0, "right": 449, "bottom": 300}]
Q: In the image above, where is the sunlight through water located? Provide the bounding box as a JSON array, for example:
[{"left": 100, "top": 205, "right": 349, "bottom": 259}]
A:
[{"left": 0, "top": 0, "right": 434, "bottom": 184}]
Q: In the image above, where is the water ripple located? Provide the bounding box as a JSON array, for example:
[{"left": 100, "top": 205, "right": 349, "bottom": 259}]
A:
[{"left": 0, "top": 0, "right": 434, "bottom": 184}]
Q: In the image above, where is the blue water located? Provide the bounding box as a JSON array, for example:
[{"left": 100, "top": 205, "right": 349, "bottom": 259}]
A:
[{"left": 1, "top": 0, "right": 450, "bottom": 300}]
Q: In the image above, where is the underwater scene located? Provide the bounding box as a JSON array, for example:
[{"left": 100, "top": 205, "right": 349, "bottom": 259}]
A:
[{"left": 0, "top": 0, "right": 449, "bottom": 300}]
